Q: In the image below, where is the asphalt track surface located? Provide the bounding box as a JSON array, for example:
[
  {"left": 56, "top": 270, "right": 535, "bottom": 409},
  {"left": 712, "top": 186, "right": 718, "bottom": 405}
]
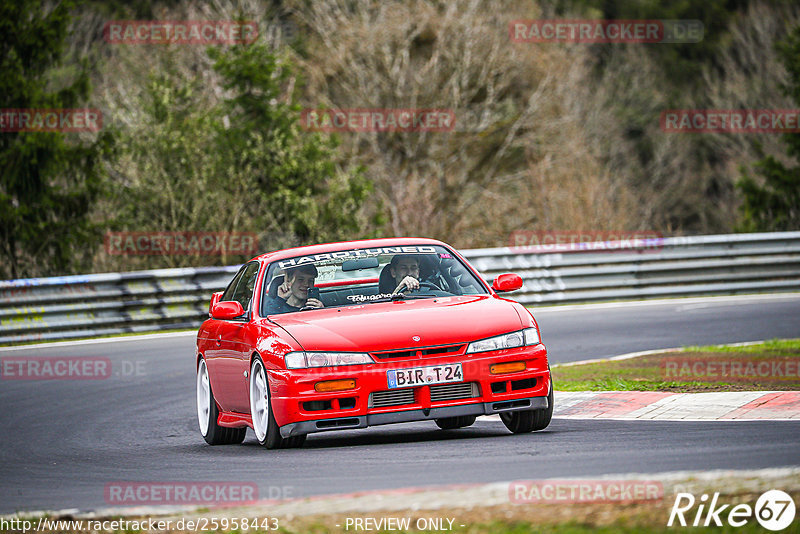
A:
[{"left": 1, "top": 293, "right": 799, "bottom": 514}]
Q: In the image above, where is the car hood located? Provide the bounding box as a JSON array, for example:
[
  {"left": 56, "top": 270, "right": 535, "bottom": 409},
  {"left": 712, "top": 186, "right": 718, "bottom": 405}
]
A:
[{"left": 267, "top": 295, "right": 523, "bottom": 352}]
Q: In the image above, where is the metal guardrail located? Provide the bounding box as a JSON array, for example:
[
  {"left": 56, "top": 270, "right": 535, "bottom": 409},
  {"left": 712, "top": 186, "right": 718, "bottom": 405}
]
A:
[
  {"left": 1, "top": 232, "right": 799, "bottom": 345},
  {"left": 0, "top": 266, "right": 241, "bottom": 345},
  {"left": 466, "top": 232, "right": 800, "bottom": 305}
]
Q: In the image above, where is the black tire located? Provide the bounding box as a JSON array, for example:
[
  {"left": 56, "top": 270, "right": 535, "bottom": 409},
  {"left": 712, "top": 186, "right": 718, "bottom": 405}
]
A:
[
  {"left": 249, "top": 356, "right": 305, "bottom": 449},
  {"left": 435, "top": 415, "right": 477, "bottom": 430},
  {"left": 500, "top": 381, "right": 554, "bottom": 434},
  {"left": 282, "top": 435, "right": 307, "bottom": 449},
  {"left": 197, "top": 358, "right": 247, "bottom": 445},
  {"left": 531, "top": 381, "right": 554, "bottom": 431}
]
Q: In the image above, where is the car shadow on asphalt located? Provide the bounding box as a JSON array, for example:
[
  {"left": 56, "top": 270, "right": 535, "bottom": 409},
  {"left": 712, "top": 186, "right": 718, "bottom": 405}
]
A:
[{"left": 235, "top": 420, "right": 560, "bottom": 450}]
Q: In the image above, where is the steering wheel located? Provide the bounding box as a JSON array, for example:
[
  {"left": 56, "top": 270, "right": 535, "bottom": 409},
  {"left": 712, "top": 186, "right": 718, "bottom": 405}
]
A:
[{"left": 397, "top": 281, "right": 441, "bottom": 293}]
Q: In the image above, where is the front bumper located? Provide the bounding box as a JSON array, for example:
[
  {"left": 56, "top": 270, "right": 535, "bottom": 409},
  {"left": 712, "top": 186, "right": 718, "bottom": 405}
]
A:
[
  {"left": 279, "top": 394, "right": 549, "bottom": 437},
  {"left": 271, "top": 343, "right": 550, "bottom": 437}
]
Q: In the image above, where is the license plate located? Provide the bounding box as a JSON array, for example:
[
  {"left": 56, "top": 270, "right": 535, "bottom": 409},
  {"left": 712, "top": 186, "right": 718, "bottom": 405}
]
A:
[{"left": 387, "top": 363, "right": 463, "bottom": 389}]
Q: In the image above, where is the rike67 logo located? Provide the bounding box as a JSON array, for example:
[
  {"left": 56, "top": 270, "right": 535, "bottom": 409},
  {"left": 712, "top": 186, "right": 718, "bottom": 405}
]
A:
[{"left": 668, "top": 490, "right": 796, "bottom": 531}]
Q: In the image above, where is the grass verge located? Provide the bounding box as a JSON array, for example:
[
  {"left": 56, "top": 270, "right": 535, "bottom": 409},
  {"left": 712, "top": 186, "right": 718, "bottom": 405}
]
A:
[
  {"left": 552, "top": 339, "right": 800, "bottom": 392},
  {"left": 10, "top": 485, "right": 798, "bottom": 534}
]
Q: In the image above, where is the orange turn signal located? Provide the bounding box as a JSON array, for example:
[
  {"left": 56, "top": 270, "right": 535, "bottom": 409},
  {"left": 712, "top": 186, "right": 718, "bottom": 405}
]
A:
[
  {"left": 314, "top": 379, "right": 356, "bottom": 392},
  {"left": 490, "top": 361, "right": 526, "bottom": 375}
]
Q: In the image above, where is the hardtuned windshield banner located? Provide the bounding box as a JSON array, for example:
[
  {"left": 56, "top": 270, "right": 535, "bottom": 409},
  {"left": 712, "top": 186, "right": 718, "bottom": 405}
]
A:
[{"left": 277, "top": 246, "right": 438, "bottom": 269}]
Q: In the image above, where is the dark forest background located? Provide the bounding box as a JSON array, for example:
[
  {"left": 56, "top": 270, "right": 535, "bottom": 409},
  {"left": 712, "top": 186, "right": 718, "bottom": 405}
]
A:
[{"left": 2, "top": 0, "right": 799, "bottom": 278}]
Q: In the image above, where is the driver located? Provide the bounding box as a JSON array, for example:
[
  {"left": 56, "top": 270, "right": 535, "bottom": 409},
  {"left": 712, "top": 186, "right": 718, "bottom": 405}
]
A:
[
  {"left": 388, "top": 255, "right": 421, "bottom": 293},
  {"left": 264, "top": 264, "right": 324, "bottom": 314}
]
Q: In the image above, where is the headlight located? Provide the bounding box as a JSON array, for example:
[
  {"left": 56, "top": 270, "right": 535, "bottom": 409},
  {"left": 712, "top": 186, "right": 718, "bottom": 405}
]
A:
[
  {"left": 284, "top": 351, "right": 374, "bottom": 369},
  {"left": 523, "top": 327, "right": 540, "bottom": 346},
  {"left": 466, "top": 327, "right": 540, "bottom": 354}
]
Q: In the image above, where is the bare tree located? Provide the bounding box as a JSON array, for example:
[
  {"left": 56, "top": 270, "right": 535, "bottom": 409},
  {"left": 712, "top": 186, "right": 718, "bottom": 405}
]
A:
[{"left": 288, "top": 0, "right": 650, "bottom": 247}]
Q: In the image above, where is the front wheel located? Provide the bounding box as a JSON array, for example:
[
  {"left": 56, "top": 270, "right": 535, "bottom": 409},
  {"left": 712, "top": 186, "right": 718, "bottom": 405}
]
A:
[
  {"left": 197, "top": 358, "right": 246, "bottom": 445},
  {"left": 500, "top": 381, "right": 554, "bottom": 434},
  {"left": 249, "top": 357, "right": 306, "bottom": 449}
]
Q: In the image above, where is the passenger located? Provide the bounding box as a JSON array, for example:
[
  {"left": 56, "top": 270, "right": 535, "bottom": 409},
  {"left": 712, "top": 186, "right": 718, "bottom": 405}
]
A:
[{"left": 263, "top": 264, "right": 324, "bottom": 314}]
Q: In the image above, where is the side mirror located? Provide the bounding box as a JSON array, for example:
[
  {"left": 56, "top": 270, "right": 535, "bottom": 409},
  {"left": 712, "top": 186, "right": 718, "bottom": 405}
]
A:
[
  {"left": 208, "top": 292, "right": 223, "bottom": 317},
  {"left": 211, "top": 301, "right": 245, "bottom": 320},
  {"left": 492, "top": 273, "right": 523, "bottom": 293}
]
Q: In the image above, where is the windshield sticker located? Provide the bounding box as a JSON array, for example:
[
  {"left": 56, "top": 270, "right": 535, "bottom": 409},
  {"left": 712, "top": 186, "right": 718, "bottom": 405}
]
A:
[
  {"left": 346, "top": 293, "right": 395, "bottom": 302},
  {"left": 278, "top": 246, "right": 437, "bottom": 270}
]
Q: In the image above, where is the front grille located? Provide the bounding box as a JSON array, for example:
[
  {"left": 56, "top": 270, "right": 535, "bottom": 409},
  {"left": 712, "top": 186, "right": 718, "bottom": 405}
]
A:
[
  {"left": 303, "top": 400, "right": 332, "bottom": 412},
  {"left": 370, "top": 388, "right": 416, "bottom": 408},
  {"left": 372, "top": 350, "right": 416, "bottom": 361},
  {"left": 430, "top": 382, "right": 480, "bottom": 402},
  {"left": 511, "top": 377, "right": 537, "bottom": 391},
  {"left": 339, "top": 397, "right": 356, "bottom": 409},
  {"left": 371, "top": 344, "right": 465, "bottom": 361},
  {"left": 422, "top": 345, "right": 464, "bottom": 356},
  {"left": 316, "top": 418, "right": 361, "bottom": 429},
  {"left": 491, "top": 381, "right": 507, "bottom": 394}
]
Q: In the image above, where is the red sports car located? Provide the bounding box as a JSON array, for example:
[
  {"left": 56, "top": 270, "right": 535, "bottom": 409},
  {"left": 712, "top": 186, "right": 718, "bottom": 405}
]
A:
[{"left": 196, "top": 238, "right": 552, "bottom": 448}]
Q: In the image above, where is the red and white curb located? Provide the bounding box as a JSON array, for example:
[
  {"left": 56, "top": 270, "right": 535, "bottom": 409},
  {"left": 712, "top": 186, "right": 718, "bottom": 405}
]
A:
[{"left": 552, "top": 390, "right": 800, "bottom": 420}]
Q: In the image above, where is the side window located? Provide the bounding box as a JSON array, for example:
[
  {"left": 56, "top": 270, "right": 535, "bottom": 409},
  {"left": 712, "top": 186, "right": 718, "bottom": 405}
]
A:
[
  {"left": 229, "top": 262, "right": 260, "bottom": 312},
  {"left": 221, "top": 266, "right": 246, "bottom": 303}
]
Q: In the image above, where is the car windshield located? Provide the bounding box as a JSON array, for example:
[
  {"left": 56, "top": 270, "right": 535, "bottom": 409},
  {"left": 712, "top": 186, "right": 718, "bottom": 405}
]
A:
[{"left": 260, "top": 244, "right": 488, "bottom": 315}]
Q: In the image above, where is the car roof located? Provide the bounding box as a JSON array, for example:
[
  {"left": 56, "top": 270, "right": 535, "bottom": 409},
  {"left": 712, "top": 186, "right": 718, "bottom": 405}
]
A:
[{"left": 251, "top": 237, "right": 450, "bottom": 264}]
